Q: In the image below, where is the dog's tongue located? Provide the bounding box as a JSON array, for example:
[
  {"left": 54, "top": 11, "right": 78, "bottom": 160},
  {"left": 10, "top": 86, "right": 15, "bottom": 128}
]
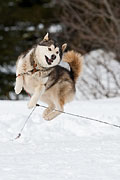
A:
[
  {"left": 48, "top": 58, "right": 53, "bottom": 63},
  {"left": 45, "top": 55, "right": 53, "bottom": 65}
]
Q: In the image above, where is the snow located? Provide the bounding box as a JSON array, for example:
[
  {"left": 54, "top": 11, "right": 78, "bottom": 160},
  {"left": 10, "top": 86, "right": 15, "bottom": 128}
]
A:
[
  {"left": 48, "top": 24, "right": 62, "bottom": 33},
  {"left": 38, "top": 23, "right": 44, "bottom": 30},
  {"left": 77, "top": 49, "right": 120, "bottom": 100},
  {"left": 26, "top": 26, "right": 35, "bottom": 31},
  {"left": 0, "top": 65, "right": 16, "bottom": 74},
  {"left": 0, "top": 98, "right": 120, "bottom": 180}
]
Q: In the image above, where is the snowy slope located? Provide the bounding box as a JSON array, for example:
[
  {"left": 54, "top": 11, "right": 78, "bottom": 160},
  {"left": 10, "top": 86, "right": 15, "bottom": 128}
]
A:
[
  {"left": 77, "top": 50, "right": 120, "bottom": 100},
  {"left": 0, "top": 98, "right": 120, "bottom": 180}
]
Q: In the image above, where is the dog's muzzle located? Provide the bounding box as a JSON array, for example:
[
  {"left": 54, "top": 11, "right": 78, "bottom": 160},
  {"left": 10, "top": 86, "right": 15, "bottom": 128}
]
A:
[{"left": 45, "top": 55, "right": 54, "bottom": 65}]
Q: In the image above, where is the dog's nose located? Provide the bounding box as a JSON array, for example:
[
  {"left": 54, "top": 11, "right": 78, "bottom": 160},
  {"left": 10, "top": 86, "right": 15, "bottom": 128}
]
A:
[{"left": 51, "top": 54, "right": 56, "bottom": 60}]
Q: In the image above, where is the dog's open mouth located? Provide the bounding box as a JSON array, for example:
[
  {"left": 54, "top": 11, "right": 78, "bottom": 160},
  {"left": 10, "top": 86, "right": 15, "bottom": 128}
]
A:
[{"left": 45, "top": 55, "right": 53, "bottom": 65}]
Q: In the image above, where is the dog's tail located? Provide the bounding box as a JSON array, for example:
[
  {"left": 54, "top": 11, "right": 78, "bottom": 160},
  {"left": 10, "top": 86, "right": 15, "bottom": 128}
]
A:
[{"left": 63, "top": 50, "right": 83, "bottom": 82}]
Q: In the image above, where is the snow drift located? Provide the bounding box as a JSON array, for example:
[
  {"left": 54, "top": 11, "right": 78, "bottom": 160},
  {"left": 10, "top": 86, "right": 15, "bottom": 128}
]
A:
[{"left": 0, "top": 98, "right": 120, "bottom": 180}]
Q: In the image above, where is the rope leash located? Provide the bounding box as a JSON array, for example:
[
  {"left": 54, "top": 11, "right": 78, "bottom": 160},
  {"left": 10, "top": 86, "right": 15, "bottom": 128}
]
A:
[
  {"left": 36, "top": 104, "right": 120, "bottom": 129},
  {"left": 14, "top": 106, "right": 37, "bottom": 140},
  {"left": 14, "top": 103, "right": 120, "bottom": 140}
]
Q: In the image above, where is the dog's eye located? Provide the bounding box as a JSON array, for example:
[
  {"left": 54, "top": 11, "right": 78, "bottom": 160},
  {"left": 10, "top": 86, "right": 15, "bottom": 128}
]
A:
[
  {"left": 56, "top": 51, "right": 59, "bottom": 54},
  {"left": 48, "top": 48, "right": 51, "bottom": 51}
]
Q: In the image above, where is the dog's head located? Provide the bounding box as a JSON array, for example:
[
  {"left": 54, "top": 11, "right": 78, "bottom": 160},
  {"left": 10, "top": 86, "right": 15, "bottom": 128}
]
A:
[{"left": 35, "top": 33, "right": 67, "bottom": 68}]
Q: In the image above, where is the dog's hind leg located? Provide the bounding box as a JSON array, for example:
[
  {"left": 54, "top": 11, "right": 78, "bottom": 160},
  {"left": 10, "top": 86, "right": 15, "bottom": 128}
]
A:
[
  {"left": 42, "top": 103, "right": 55, "bottom": 119},
  {"left": 15, "top": 76, "right": 23, "bottom": 94},
  {"left": 44, "top": 99, "right": 64, "bottom": 121}
]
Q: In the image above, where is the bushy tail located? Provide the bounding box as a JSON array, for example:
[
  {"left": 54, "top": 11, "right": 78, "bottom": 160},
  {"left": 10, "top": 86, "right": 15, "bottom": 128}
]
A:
[{"left": 63, "top": 50, "right": 83, "bottom": 82}]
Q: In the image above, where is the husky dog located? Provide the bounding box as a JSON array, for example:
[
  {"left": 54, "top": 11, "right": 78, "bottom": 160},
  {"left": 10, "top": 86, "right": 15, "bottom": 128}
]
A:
[{"left": 15, "top": 33, "right": 83, "bottom": 120}]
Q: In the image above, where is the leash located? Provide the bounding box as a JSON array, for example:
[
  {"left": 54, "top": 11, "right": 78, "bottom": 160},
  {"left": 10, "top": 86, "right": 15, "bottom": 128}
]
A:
[
  {"left": 14, "top": 102, "right": 120, "bottom": 140},
  {"left": 36, "top": 104, "right": 120, "bottom": 129},
  {"left": 14, "top": 106, "right": 37, "bottom": 140}
]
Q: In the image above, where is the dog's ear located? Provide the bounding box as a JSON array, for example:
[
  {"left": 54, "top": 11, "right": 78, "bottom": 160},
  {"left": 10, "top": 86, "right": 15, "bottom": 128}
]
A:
[
  {"left": 43, "top": 33, "right": 49, "bottom": 41},
  {"left": 62, "top": 43, "right": 67, "bottom": 52}
]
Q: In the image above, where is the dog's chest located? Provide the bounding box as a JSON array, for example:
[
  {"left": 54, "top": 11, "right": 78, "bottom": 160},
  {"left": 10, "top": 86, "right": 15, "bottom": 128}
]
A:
[{"left": 23, "top": 73, "right": 42, "bottom": 91}]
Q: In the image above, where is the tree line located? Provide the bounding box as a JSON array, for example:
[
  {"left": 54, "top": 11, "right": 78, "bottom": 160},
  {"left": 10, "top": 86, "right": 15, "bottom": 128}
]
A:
[{"left": 0, "top": 0, "right": 119, "bottom": 99}]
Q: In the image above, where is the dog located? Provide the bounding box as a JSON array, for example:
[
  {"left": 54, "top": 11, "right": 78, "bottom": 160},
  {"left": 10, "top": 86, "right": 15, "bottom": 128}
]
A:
[{"left": 15, "top": 33, "right": 83, "bottom": 120}]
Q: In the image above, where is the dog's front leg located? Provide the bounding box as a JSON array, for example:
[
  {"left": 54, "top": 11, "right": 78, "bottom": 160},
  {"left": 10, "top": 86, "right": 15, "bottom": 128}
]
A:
[
  {"left": 15, "top": 76, "right": 23, "bottom": 94},
  {"left": 28, "top": 85, "right": 45, "bottom": 109}
]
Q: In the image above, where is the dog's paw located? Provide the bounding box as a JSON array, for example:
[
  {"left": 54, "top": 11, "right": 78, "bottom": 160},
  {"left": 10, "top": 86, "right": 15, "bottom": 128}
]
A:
[
  {"left": 27, "top": 101, "right": 36, "bottom": 109},
  {"left": 43, "top": 108, "right": 50, "bottom": 118},
  {"left": 43, "top": 111, "right": 61, "bottom": 121},
  {"left": 43, "top": 115, "right": 53, "bottom": 121},
  {"left": 43, "top": 107, "right": 55, "bottom": 119},
  {"left": 14, "top": 85, "right": 22, "bottom": 94},
  {"left": 43, "top": 113, "right": 56, "bottom": 121}
]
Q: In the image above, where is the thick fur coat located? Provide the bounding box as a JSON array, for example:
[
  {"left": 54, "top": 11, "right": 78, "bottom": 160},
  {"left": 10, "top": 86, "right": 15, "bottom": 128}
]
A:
[{"left": 15, "top": 33, "right": 83, "bottom": 120}]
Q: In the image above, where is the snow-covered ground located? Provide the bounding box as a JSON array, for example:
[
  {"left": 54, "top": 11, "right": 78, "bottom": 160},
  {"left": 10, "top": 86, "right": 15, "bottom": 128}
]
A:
[{"left": 0, "top": 98, "right": 120, "bottom": 180}]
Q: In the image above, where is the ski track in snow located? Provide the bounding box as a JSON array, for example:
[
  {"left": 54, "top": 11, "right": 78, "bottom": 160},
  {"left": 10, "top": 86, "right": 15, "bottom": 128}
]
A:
[{"left": 0, "top": 98, "right": 120, "bottom": 180}]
